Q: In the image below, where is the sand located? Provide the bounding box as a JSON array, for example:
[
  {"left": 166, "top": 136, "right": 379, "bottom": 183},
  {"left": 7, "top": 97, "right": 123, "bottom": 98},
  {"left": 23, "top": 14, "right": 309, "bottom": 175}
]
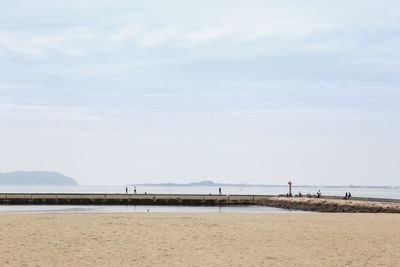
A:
[{"left": 0, "top": 213, "right": 399, "bottom": 266}]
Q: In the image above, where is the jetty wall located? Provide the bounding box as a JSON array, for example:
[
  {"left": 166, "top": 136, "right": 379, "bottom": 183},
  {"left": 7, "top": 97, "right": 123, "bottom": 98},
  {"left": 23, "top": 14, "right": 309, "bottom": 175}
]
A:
[
  {"left": 262, "top": 196, "right": 400, "bottom": 213},
  {"left": 0, "top": 193, "right": 272, "bottom": 206},
  {"left": 1, "top": 194, "right": 400, "bottom": 213}
]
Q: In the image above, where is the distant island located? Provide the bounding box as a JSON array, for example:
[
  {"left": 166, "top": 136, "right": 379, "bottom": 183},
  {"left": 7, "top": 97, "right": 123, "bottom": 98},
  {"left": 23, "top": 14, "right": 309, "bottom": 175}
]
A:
[
  {"left": 134, "top": 180, "right": 249, "bottom": 187},
  {"left": 132, "top": 180, "right": 399, "bottom": 189},
  {"left": 0, "top": 171, "right": 78, "bottom": 186},
  {"left": 135, "top": 180, "right": 286, "bottom": 187}
]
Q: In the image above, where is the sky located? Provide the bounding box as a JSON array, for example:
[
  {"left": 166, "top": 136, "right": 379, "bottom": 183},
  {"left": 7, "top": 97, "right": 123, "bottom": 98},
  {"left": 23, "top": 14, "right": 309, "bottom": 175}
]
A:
[{"left": 0, "top": 0, "right": 399, "bottom": 185}]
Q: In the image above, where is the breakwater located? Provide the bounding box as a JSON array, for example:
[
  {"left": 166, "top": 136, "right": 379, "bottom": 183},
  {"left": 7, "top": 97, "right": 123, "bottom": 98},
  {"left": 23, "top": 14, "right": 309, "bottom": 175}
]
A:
[
  {"left": 1, "top": 194, "right": 400, "bottom": 213},
  {"left": 0, "top": 193, "right": 271, "bottom": 206},
  {"left": 262, "top": 196, "right": 400, "bottom": 213}
]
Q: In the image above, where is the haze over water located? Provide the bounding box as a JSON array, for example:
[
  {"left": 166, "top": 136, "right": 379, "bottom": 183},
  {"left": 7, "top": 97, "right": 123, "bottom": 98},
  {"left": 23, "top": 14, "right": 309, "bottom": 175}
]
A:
[{"left": 1, "top": 185, "right": 399, "bottom": 199}]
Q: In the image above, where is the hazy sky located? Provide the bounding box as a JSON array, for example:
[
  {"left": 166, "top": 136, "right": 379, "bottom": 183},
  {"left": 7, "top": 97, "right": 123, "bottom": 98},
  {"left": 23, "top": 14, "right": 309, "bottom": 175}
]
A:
[{"left": 1, "top": 0, "right": 399, "bottom": 185}]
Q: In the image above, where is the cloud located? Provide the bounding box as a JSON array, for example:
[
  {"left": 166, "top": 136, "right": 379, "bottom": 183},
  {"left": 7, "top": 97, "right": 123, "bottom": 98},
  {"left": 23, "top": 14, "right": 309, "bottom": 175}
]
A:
[
  {"left": 1, "top": 0, "right": 399, "bottom": 72},
  {"left": 0, "top": 1, "right": 341, "bottom": 59},
  {"left": 0, "top": 1, "right": 399, "bottom": 184}
]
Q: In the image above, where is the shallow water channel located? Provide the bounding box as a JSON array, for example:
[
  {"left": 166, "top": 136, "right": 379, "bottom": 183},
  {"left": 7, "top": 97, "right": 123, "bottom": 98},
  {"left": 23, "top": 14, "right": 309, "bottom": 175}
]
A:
[{"left": 0, "top": 205, "right": 310, "bottom": 214}]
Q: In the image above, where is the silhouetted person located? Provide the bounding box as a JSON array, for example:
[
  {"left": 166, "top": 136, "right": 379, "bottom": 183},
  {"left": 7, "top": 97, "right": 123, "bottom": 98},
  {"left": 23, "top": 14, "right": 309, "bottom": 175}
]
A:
[
  {"left": 348, "top": 192, "right": 351, "bottom": 199},
  {"left": 299, "top": 192, "right": 302, "bottom": 197},
  {"left": 219, "top": 187, "right": 222, "bottom": 195},
  {"left": 126, "top": 187, "right": 128, "bottom": 194},
  {"left": 134, "top": 186, "right": 137, "bottom": 194},
  {"left": 317, "top": 190, "right": 321, "bottom": 198},
  {"left": 344, "top": 192, "right": 348, "bottom": 200}
]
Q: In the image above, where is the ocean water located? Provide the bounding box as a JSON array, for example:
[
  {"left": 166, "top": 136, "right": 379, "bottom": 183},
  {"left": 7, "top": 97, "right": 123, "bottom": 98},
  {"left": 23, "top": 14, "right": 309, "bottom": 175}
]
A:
[{"left": 0, "top": 205, "right": 307, "bottom": 214}]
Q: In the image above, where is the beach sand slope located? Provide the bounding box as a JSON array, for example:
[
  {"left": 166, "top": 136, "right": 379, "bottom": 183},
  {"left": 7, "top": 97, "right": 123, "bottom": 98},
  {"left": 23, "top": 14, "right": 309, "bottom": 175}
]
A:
[{"left": 0, "top": 213, "right": 399, "bottom": 266}]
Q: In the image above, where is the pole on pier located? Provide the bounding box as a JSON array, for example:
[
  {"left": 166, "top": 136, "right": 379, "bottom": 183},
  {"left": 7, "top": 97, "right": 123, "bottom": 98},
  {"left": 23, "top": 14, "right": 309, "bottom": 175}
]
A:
[{"left": 288, "top": 181, "right": 292, "bottom": 197}]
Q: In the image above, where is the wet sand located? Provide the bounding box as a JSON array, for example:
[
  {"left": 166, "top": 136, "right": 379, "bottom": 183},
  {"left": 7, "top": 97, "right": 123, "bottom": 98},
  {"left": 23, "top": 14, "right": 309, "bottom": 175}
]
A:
[{"left": 1, "top": 213, "right": 399, "bottom": 266}]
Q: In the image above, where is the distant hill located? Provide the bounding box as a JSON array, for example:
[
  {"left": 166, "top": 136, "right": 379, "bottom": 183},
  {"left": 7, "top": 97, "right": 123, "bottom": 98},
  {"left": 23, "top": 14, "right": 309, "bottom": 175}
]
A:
[
  {"left": 0, "top": 171, "right": 78, "bottom": 185},
  {"left": 132, "top": 180, "right": 400, "bottom": 189},
  {"left": 135, "top": 180, "right": 265, "bottom": 187}
]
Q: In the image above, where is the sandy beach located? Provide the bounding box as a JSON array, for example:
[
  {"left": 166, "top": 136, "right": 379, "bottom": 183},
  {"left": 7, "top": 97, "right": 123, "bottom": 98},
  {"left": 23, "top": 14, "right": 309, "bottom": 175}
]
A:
[{"left": 1, "top": 213, "right": 400, "bottom": 266}]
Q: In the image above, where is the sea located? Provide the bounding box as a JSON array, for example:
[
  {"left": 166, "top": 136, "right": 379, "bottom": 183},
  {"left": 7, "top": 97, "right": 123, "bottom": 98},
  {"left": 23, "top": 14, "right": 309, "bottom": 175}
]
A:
[{"left": 1, "top": 185, "right": 399, "bottom": 214}]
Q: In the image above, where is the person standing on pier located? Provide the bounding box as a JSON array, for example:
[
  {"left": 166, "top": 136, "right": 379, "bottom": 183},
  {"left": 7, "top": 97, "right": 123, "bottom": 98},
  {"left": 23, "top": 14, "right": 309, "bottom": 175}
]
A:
[
  {"left": 125, "top": 187, "right": 128, "bottom": 194},
  {"left": 219, "top": 187, "right": 222, "bottom": 195},
  {"left": 134, "top": 186, "right": 137, "bottom": 194}
]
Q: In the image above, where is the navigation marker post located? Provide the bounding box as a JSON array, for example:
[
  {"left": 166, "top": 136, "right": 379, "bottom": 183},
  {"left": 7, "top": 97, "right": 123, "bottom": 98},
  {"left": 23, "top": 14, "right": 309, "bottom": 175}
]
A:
[{"left": 288, "top": 181, "right": 292, "bottom": 197}]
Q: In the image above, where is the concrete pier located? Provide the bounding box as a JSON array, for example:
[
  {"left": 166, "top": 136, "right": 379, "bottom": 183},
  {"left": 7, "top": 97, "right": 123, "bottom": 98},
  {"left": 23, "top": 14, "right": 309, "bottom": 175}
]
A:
[
  {"left": 0, "top": 193, "right": 272, "bottom": 206},
  {"left": 1, "top": 194, "right": 400, "bottom": 212}
]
